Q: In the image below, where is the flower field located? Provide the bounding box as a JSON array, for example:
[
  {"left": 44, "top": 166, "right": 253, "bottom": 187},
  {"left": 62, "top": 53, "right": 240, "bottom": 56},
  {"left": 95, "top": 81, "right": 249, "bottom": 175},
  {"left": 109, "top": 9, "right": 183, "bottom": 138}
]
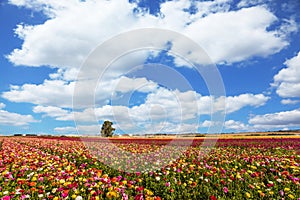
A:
[{"left": 0, "top": 136, "right": 299, "bottom": 200}]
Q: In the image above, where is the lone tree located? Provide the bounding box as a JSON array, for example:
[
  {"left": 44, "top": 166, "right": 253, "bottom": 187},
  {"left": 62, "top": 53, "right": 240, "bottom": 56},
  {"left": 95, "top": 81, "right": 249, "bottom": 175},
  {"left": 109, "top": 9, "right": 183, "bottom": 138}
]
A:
[{"left": 100, "top": 120, "right": 115, "bottom": 137}]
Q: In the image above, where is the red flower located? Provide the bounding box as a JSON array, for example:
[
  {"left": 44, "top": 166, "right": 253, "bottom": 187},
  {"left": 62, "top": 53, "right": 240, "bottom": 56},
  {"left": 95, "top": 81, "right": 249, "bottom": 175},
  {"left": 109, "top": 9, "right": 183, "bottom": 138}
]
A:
[{"left": 210, "top": 195, "right": 217, "bottom": 200}]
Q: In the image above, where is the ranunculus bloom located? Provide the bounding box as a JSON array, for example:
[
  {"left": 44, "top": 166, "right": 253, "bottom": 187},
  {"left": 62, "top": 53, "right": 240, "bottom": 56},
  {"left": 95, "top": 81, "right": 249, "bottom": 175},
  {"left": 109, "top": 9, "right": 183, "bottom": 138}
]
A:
[
  {"left": 209, "top": 195, "right": 217, "bottom": 200},
  {"left": 223, "top": 187, "right": 228, "bottom": 193}
]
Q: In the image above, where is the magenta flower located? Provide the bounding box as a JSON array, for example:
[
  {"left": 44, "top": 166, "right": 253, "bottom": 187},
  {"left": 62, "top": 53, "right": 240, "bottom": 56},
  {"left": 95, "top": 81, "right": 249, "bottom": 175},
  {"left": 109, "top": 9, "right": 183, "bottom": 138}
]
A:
[
  {"left": 223, "top": 187, "right": 228, "bottom": 194},
  {"left": 61, "top": 192, "right": 68, "bottom": 198},
  {"left": 165, "top": 182, "right": 170, "bottom": 187},
  {"left": 134, "top": 194, "right": 144, "bottom": 200},
  {"left": 1, "top": 196, "right": 11, "bottom": 200}
]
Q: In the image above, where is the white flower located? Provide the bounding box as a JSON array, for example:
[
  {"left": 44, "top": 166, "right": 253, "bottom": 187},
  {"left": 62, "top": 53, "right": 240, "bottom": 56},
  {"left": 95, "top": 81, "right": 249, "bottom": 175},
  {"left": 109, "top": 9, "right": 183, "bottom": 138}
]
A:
[
  {"left": 27, "top": 172, "right": 34, "bottom": 177},
  {"left": 155, "top": 176, "right": 160, "bottom": 181},
  {"left": 75, "top": 196, "right": 83, "bottom": 200},
  {"left": 52, "top": 188, "right": 57, "bottom": 193},
  {"left": 276, "top": 178, "right": 282, "bottom": 183}
]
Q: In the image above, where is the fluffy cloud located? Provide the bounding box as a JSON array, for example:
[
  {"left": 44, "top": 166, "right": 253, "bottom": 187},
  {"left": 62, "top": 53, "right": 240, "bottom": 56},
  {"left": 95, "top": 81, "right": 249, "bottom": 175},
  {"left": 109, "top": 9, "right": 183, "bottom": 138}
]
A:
[
  {"left": 2, "top": 80, "right": 74, "bottom": 108},
  {"left": 201, "top": 119, "right": 250, "bottom": 131},
  {"left": 224, "top": 120, "right": 249, "bottom": 131},
  {"left": 225, "top": 93, "right": 269, "bottom": 113},
  {"left": 0, "top": 102, "right": 37, "bottom": 126},
  {"left": 2, "top": 76, "right": 158, "bottom": 109},
  {"left": 273, "top": 51, "right": 300, "bottom": 98},
  {"left": 7, "top": 0, "right": 293, "bottom": 68},
  {"left": 237, "top": 0, "right": 272, "bottom": 8},
  {"left": 33, "top": 105, "right": 70, "bottom": 119},
  {"left": 281, "top": 99, "right": 299, "bottom": 105},
  {"left": 54, "top": 126, "right": 77, "bottom": 133},
  {"left": 112, "top": 76, "right": 158, "bottom": 93},
  {"left": 180, "top": 6, "right": 289, "bottom": 65},
  {"left": 0, "top": 103, "right": 5, "bottom": 109},
  {"left": 54, "top": 125, "right": 100, "bottom": 135},
  {"left": 34, "top": 89, "right": 269, "bottom": 134},
  {"left": 249, "top": 109, "right": 300, "bottom": 128},
  {"left": 0, "top": 110, "right": 37, "bottom": 126}
]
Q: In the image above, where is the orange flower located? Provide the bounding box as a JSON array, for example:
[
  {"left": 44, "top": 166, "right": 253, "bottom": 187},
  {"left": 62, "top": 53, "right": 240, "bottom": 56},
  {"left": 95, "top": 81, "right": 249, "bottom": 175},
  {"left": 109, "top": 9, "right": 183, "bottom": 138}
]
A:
[
  {"left": 111, "top": 177, "right": 118, "bottom": 183},
  {"left": 191, "top": 182, "right": 197, "bottom": 187},
  {"left": 29, "top": 182, "right": 36, "bottom": 187}
]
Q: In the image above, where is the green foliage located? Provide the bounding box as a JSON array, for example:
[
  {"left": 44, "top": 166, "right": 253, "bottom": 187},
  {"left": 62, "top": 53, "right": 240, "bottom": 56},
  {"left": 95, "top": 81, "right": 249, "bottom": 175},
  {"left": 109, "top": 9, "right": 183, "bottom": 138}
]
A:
[{"left": 100, "top": 120, "right": 115, "bottom": 137}]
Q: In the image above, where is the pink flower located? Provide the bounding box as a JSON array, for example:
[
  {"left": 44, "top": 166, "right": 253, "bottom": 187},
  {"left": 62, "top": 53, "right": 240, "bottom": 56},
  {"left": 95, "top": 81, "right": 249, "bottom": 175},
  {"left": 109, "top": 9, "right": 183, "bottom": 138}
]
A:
[
  {"left": 62, "top": 192, "right": 68, "bottom": 198},
  {"left": 165, "top": 182, "right": 170, "bottom": 187},
  {"left": 122, "top": 193, "right": 128, "bottom": 200},
  {"left": 38, "top": 177, "right": 44, "bottom": 182},
  {"left": 1, "top": 196, "right": 11, "bottom": 200},
  {"left": 223, "top": 187, "right": 228, "bottom": 194}
]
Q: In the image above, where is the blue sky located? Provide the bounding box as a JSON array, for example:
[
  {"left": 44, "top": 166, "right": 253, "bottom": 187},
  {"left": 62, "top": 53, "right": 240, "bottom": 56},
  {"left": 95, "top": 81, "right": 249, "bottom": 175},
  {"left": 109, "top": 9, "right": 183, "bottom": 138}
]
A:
[{"left": 0, "top": 0, "right": 300, "bottom": 135}]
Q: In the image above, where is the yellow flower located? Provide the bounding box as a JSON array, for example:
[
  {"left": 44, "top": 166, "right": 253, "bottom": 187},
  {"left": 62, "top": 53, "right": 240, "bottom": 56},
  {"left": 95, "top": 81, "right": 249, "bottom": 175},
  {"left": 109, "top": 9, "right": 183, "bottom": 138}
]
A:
[
  {"left": 250, "top": 165, "right": 257, "bottom": 170},
  {"left": 53, "top": 197, "right": 59, "bottom": 200},
  {"left": 288, "top": 194, "right": 295, "bottom": 199},
  {"left": 71, "top": 194, "right": 77, "bottom": 199},
  {"left": 60, "top": 179, "right": 65, "bottom": 184},
  {"left": 68, "top": 177, "right": 74, "bottom": 181},
  {"left": 236, "top": 173, "right": 241, "bottom": 179},
  {"left": 106, "top": 191, "right": 118, "bottom": 199},
  {"left": 145, "top": 189, "right": 154, "bottom": 196},
  {"left": 64, "top": 181, "right": 71, "bottom": 187},
  {"left": 31, "top": 177, "right": 37, "bottom": 182},
  {"left": 245, "top": 192, "right": 251, "bottom": 198},
  {"left": 284, "top": 188, "right": 291, "bottom": 192},
  {"left": 269, "top": 191, "right": 274, "bottom": 195}
]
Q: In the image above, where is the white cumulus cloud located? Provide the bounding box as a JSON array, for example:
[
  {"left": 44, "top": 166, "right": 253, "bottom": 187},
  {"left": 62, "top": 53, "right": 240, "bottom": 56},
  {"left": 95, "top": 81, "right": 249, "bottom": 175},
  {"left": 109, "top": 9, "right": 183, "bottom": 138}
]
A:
[
  {"left": 273, "top": 51, "right": 300, "bottom": 98},
  {"left": 6, "top": 0, "right": 293, "bottom": 68},
  {"left": 0, "top": 110, "right": 38, "bottom": 126},
  {"left": 249, "top": 109, "right": 300, "bottom": 128}
]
